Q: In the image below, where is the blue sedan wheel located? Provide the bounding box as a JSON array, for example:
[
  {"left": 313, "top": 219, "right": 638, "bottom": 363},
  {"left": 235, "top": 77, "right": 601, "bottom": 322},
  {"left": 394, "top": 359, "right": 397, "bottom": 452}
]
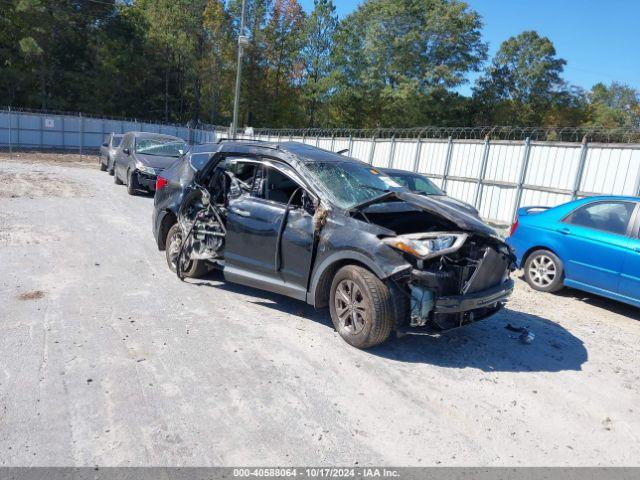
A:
[{"left": 524, "top": 249, "right": 564, "bottom": 293}]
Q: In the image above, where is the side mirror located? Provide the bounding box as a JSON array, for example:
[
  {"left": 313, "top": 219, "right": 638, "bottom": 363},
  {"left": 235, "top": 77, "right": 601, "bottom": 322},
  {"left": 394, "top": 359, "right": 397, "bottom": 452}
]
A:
[{"left": 123, "top": 148, "right": 130, "bottom": 155}]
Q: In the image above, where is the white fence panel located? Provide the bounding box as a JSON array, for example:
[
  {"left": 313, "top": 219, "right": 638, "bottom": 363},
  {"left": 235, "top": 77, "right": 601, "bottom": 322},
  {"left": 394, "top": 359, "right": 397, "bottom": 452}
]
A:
[
  {"left": 580, "top": 146, "right": 640, "bottom": 196},
  {"left": 416, "top": 140, "right": 449, "bottom": 177},
  {"left": 526, "top": 143, "right": 581, "bottom": 191},
  {"left": 371, "top": 140, "right": 392, "bottom": 167},
  {"left": 485, "top": 142, "right": 523, "bottom": 183},
  {"left": 317, "top": 137, "right": 333, "bottom": 150},
  {"left": 446, "top": 179, "right": 478, "bottom": 206},
  {"left": 350, "top": 139, "right": 372, "bottom": 162},
  {"left": 391, "top": 140, "right": 418, "bottom": 171},
  {"left": 448, "top": 141, "right": 485, "bottom": 179}
]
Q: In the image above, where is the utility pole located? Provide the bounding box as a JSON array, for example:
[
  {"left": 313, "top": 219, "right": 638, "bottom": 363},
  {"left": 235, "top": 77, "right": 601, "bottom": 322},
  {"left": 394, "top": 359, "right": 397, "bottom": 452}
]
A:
[{"left": 231, "top": 0, "right": 248, "bottom": 139}]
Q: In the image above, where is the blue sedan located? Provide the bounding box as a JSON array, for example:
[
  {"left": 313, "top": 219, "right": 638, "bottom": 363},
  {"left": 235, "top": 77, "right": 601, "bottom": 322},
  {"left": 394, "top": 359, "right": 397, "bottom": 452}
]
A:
[{"left": 506, "top": 196, "right": 640, "bottom": 307}]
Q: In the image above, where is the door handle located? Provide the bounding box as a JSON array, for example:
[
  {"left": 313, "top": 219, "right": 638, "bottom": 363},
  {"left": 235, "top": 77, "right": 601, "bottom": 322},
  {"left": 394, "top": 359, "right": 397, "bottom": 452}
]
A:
[
  {"left": 231, "top": 207, "right": 251, "bottom": 217},
  {"left": 557, "top": 227, "right": 571, "bottom": 235}
]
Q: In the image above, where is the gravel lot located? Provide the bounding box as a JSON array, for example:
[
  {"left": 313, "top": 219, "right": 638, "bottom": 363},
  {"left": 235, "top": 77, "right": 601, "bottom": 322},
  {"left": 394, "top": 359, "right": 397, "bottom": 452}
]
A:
[{"left": 1, "top": 152, "right": 639, "bottom": 467}]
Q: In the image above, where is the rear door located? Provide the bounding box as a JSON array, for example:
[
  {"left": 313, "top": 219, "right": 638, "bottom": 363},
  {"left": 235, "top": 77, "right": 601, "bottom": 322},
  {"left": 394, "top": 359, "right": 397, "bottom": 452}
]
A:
[{"left": 558, "top": 200, "right": 636, "bottom": 293}]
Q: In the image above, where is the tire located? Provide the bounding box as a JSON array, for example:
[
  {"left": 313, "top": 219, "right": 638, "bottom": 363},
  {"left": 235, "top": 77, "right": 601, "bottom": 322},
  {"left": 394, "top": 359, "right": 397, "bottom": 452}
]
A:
[
  {"left": 329, "top": 265, "right": 394, "bottom": 349},
  {"left": 127, "top": 169, "right": 139, "bottom": 195},
  {"left": 99, "top": 159, "right": 107, "bottom": 171},
  {"left": 164, "top": 223, "right": 208, "bottom": 278},
  {"left": 114, "top": 166, "right": 123, "bottom": 185},
  {"left": 523, "top": 249, "right": 564, "bottom": 293}
]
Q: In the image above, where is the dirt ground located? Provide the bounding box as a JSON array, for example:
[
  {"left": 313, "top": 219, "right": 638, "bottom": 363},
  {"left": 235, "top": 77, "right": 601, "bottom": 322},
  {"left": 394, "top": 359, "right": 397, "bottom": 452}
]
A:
[{"left": 1, "top": 152, "right": 639, "bottom": 467}]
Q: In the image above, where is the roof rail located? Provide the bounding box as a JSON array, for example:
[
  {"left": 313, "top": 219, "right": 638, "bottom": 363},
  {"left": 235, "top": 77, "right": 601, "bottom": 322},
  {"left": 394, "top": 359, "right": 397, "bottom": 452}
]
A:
[{"left": 216, "top": 137, "right": 273, "bottom": 144}]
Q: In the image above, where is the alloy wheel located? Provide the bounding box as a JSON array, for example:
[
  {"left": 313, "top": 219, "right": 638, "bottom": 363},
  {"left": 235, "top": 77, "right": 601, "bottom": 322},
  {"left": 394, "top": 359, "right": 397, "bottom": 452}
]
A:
[
  {"left": 528, "top": 254, "right": 557, "bottom": 288},
  {"left": 334, "top": 279, "right": 367, "bottom": 335}
]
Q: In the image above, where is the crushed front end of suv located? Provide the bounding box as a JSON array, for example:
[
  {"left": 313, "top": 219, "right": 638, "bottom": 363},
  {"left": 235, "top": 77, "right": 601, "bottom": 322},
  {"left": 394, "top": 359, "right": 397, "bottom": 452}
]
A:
[{"left": 153, "top": 141, "right": 516, "bottom": 349}]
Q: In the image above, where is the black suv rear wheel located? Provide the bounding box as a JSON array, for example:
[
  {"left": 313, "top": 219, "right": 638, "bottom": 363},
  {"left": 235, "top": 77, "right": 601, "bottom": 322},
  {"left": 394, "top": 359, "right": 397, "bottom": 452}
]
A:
[
  {"left": 165, "top": 223, "right": 208, "bottom": 278},
  {"left": 329, "top": 265, "right": 394, "bottom": 349}
]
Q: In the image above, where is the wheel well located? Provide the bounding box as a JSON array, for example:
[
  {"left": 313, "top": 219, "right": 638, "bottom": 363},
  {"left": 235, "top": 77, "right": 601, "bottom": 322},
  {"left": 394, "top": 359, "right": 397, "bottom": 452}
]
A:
[
  {"left": 312, "top": 259, "right": 376, "bottom": 309},
  {"left": 158, "top": 211, "right": 177, "bottom": 251}
]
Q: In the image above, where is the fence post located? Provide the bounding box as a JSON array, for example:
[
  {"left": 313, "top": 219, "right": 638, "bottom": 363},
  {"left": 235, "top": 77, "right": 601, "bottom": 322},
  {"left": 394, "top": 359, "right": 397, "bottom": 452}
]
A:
[
  {"left": 348, "top": 134, "right": 353, "bottom": 156},
  {"left": 40, "top": 114, "right": 44, "bottom": 148},
  {"left": 411, "top": 137, "right": 423, "bottom": 172},
  {"left": 79, "top": 112, "right": 83, "bottom": 157},
  {"left": 442, "top": 136, "right": 454, "bottom": 192},
  {"left": 330, "top": 133, "right": 336, "bottom": 152},
  {"left": 8, "top": 106, "right": 12, "bottom": 157},
  {"left": 367, "top": 134, "right": 377, "bottom": 165},
  {"left": 572, "top": 135, "right": 589, "bottom": 199},
  {"left": 473, "top": 135, "right": 491, "bottom": 209},
  {"left": 388, "top": 135, "right": 396, "bottom": 168},
  {"left": 511, "top": 137, "right": 532, "bottom": 222},
  {"left": 315, "top": 133, "right": 320, "bottom": 147}
]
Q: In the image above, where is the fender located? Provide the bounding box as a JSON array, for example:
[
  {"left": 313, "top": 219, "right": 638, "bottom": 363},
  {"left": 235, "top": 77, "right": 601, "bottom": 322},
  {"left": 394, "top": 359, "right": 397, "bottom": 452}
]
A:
[{"left": 306, "top": 249, "right": 411, "bottom": 307}]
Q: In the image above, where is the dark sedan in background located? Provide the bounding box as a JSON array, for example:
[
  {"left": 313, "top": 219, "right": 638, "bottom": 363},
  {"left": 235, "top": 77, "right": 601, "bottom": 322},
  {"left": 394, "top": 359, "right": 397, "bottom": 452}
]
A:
[
  {"left": 99, "top": 133, "right": 123, "bottom": 173},
  {"left": 381, "top": 168, "right": 479, "bottom": 215},
  {"left": 113, "top": 132, "right": 187, "bottom": 195}
]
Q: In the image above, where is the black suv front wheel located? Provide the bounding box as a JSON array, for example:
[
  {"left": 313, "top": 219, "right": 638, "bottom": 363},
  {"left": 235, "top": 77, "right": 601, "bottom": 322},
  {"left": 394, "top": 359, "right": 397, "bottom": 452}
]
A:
[{"left": 329, "top": 265, "right": 394, "bottom": 349}]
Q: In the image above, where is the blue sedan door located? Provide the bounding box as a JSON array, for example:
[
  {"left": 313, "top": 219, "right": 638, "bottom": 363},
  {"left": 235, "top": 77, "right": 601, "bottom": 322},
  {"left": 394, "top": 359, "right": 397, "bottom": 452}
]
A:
[
  {"left": 558, "top": 200, "right": 636, "bottom": 293},
  {"left": 618, "top": 207, "right": 640, "bottom": 302}
]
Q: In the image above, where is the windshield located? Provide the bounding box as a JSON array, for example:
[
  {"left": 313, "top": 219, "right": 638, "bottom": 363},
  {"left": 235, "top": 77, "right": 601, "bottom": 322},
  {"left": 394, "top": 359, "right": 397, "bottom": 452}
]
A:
[
  {"left": 305, "top": 161, "right": 406, "bottom": 209},
  {"left": 112, "top": 136, "right": 122, "bottom": 147},
  {"left": 135, "top": 137, "right": 186, "bottom": 157},
  {"left": 386, "top": 171, "right": 444, "bottom": 196}
]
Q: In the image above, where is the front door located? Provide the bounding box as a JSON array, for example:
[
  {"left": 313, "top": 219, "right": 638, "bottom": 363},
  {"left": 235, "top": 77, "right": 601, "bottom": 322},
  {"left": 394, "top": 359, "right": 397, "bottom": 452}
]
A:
[
  {"left": 558, "top": 200, "right": 636, "bottom": 293},
  {"left": 223, "top": 161, "right": 315, "bottom": 299},
  {"left": 618, "top": 206, "right": 640, "bottom": 303}
]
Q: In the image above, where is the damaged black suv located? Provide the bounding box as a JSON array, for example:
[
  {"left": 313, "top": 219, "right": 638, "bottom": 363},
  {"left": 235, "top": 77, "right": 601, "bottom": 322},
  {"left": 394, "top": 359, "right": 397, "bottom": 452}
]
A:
[{"left": 152, "top": 141, "right": 515, "bottom": 349}]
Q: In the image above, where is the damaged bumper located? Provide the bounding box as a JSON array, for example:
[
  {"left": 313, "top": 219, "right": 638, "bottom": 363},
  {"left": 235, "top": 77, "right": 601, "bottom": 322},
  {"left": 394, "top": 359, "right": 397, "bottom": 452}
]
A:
[
  {"left": 399, "top": 237, "right": 515, "bottom": 332},
  {"left": 136, "top": 170, "right": 158, "bottom": 191},
  {"left": 434, "top": 278, "right": 514, "bottom": 313}
]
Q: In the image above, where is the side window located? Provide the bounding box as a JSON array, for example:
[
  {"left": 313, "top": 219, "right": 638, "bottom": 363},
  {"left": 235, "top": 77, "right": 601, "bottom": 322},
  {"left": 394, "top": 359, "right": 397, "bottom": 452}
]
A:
[
  {"left": 208, "top": 157, "right": 259, "bottom": 193},
  {"left": 226, "top": 159, "right": 259, "bottom": 188},
  {"left": 259, "top": 166, "right": 301, "bottom": 205},
  {"left": 564, "top": 201, "right": 635, "bottom": 235}
]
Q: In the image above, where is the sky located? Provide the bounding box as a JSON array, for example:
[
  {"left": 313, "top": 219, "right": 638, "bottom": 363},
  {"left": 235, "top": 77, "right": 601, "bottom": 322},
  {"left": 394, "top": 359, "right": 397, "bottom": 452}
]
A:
[{"left": 297, "top": 0, "right": 640, "bottom": 97}]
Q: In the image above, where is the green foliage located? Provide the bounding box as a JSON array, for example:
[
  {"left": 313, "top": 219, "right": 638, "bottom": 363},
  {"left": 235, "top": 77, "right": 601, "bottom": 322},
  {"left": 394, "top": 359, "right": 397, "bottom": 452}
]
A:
[
  {"left": 587, "top": 82, "right": 640, "bottom": 128},
  {"left": 0, "top": 1, "right": 636, "bottom": 130},
  {"left": 329, "top": 0, "right": 487, "bottom": 127}
]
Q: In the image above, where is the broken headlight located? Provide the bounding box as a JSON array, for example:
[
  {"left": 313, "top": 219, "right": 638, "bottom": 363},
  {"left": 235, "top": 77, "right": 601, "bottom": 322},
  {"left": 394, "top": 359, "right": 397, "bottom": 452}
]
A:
[
  {"left": 135, "top": 162, "right": 157, "bottom": 175},
  {"left": 382, "top": 232, "right": 468, "bottom": 260}
]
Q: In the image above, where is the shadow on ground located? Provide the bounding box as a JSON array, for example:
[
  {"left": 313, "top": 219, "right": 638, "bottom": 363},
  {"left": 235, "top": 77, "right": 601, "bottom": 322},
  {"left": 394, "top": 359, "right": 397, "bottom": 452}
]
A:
[
  {"left": 555, "top": 287, "right": 640, "bottom": 320},
  {"left": 190, "top": 271, "right": 587, "bottom": 373}
]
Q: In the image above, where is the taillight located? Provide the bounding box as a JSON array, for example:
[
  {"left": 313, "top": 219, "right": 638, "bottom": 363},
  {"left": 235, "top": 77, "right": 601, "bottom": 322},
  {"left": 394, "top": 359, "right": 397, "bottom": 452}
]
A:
[
  {"left": 156, "top": 176, "right": 168, "bottom": 191},
  {"left": 508, "top": 217, "right": 519, "bottom": 236}
]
